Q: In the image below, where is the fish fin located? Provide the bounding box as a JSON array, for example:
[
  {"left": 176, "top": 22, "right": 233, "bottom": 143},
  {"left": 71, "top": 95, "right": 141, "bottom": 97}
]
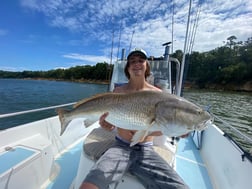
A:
[
  {"left": 130, "top": 130, "right": 148, "bottom": 147},
  {"left": 84, "top": 119, "right": 96, "bottom": 127},
  {"left": 57, "top": 108, "right": 71, "bottom": 136},
  {"left": 73, "top": 92, "right": 115, "bottom": 108},
  {"left": 130, "top": 120, "right": 158, "bottom": 147}
]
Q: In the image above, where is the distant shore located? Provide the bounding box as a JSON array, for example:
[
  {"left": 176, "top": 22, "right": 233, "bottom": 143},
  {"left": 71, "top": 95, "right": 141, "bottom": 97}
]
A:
[
  {"left": 183, "top": 80, "right": 252, "bottom": 92},
  {"left": 6, "top": 77, "right": 252, "bottom": 92},
  {"left": 22, "top": 77, "right": 110, "bottom": 85}
]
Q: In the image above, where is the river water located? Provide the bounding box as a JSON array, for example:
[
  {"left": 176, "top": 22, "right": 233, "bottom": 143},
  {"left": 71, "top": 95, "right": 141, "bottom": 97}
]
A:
[
  {"left": 0, "top": 79, "right": 108, "bottom": 129},
  {"left": 0, "top": 79, "right": 251, "bottom": 152},
  {"left": 183, "top": 89, "right": 252, "bottom": 152}
]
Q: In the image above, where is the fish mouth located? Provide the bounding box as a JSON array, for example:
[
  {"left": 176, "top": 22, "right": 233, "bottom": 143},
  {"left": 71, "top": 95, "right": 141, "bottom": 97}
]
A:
[
  {"left": 196, "top": 118, "right": 214, "bottom": 131},
  {"left": 205, "top": 118, "right": 214, "bottom": 126}
]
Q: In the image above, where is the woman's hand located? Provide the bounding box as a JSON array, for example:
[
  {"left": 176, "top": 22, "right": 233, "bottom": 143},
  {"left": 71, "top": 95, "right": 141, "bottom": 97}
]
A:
[{"left": 99, "top": 112, "right": 115, "bottom": 131}]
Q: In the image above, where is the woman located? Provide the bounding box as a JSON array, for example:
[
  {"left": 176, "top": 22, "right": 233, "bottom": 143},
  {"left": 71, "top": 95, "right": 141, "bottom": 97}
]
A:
[{"left": 80, "top": 48, "right": 189, "bottom": 189}]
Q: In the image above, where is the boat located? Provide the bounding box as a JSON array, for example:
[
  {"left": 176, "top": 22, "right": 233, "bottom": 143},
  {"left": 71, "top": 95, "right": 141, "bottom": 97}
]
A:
[
  {"left": 0, "top": 43, "right": 252, "bottom": 189},
  {"left": 1, "top": 1, "right": 252, "bottom": 188}
]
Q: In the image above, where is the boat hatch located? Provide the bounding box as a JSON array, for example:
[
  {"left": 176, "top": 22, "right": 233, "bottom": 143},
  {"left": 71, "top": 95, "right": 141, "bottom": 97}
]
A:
[{"left": 0, "top": 146, "right": 40, "bottom": 176}]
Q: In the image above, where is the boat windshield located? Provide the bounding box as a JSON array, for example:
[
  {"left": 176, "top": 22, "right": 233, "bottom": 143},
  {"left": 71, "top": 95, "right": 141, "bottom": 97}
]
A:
[{"left": 110, "top": 59, "right": 172, "bottom": 93}]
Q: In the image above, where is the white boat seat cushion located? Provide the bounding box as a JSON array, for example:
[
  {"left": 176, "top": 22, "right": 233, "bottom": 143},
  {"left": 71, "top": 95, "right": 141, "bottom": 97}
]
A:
[{"left": 83, "top": 128, "right": 175, "bottom": 166}]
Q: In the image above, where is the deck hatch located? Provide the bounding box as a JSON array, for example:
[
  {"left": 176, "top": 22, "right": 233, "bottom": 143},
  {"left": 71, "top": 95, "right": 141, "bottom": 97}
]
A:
[{"left": 0, "top": 146, "right": 38, "bottom": 175}]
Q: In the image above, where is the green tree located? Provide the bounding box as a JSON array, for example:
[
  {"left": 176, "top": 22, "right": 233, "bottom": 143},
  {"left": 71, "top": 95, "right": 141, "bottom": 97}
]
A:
[
  {"left": 226, "top": 35, "right": 237, "bottom": 49},
  {"left": 91, "top": 62, "right": 108, "bottom": 80}
]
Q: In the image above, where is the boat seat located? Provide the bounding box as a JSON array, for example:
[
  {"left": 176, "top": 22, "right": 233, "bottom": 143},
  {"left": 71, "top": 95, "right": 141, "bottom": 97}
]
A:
[{"left": 83, "top": 127, "right": 175, "bottom": 166}]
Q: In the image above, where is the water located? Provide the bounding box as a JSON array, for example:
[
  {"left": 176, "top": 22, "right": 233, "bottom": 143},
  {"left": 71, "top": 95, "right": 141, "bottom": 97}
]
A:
[
  {"left": 183, "top": 89, "right": 252, "bottom": 152},
  {"left": 0, "top": 79, "right": 108, "bottom": 129},
  {"left": 0, "top": 79, "right": 251, "bottom": 152}
]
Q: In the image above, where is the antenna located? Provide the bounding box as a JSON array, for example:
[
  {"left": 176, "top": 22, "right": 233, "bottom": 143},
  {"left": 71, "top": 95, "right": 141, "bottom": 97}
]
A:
[{"left": 162, "top": 42, "right": 172, "bottom": 46}]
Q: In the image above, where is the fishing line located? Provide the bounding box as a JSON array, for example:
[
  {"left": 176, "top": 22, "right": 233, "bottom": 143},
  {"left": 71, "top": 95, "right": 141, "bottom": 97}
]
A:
[
  {"left": 128, "top": 0, "right": 145, "bottom": 52},
  {"left": 116, "top": 18, "right": 123, "bottom": 60},
  {"left": 188, "top": 2, "right": 201, "bottom": 54}
]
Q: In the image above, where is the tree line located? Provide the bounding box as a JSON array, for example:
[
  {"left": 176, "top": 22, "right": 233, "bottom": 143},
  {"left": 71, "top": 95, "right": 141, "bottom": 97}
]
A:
[
  {"left": 173, "top": 36, "right": 252, "bottom": 88},
  {"left": 0, "top": 36, "right": 251, "bottom": 88},
  {"left": 0, "top": 62, "right": 113, "bottom": 82}
]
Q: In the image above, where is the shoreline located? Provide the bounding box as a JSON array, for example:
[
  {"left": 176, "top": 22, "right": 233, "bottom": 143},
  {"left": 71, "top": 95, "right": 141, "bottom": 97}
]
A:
[
  {"left": 21, "top": 77, "right": 110, "bottom": 85},
  {"left": 183, "top": 80, "right": 252, "bottom": 92},
  {"left": 2, "top": 77, "right": 252, "bottom": 92}
]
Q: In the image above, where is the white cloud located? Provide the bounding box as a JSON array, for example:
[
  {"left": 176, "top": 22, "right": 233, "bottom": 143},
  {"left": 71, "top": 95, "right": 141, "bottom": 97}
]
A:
[
  {"left": 63, "top": 53, "right": 110, "bottom": 64},
  {"left": 21, "top": 0, "right": 252, "bottom": 55},
  {"left": 193, "top": 0, "right": 252, "bottom": 52},
  {"left": 0, "top": 66, "right": 27, "bottom": 71}
]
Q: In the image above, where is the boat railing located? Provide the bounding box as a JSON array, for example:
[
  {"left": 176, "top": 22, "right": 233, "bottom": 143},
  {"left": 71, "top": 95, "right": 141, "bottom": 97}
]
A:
[{"left": 0, "top": 102, "right": 75, "bottom": 119}]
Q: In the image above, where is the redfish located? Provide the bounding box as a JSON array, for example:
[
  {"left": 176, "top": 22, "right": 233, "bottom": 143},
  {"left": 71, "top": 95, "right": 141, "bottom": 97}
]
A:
[{"left": 57, "top": 91, "right": 212, "bottom": 146}]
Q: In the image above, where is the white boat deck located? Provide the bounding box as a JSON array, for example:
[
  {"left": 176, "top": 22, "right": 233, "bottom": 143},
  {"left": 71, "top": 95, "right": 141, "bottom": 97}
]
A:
[
  {"left": 176, "top": 137, "right": 213, "bottom": 189},
  {"left": 46, "top": 140, "right": 83, "bottom": 189},
  {"left": 45, "top": 135, "right": 213, "bottom": 189}
]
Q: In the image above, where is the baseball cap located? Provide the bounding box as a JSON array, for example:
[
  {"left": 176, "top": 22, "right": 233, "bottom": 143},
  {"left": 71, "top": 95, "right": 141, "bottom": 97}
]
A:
[{"left": 127, "top": 48, "right": 148, "bottom": 60}]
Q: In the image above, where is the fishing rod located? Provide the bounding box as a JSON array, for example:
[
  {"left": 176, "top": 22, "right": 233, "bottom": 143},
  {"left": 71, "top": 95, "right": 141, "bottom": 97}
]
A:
[{"left": 177, "top": 0, "right": 192, "bottom": 97}]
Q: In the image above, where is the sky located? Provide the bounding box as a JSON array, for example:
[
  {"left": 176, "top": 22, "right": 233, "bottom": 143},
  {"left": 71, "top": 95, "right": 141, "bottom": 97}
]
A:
[{"left": 0, "top": 0, "right": 251, "bottom": 71}]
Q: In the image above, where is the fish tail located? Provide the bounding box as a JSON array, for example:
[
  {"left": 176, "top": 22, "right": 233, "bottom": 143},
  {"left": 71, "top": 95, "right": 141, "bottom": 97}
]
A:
[{"left": 57, "top": 108, "right": 71, "bottom": 136}]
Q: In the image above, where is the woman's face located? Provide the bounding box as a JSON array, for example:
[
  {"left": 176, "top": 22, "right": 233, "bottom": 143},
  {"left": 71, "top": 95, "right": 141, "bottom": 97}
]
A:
[{"left": 127, "top": 55, "right": 147, "bottom": 78}]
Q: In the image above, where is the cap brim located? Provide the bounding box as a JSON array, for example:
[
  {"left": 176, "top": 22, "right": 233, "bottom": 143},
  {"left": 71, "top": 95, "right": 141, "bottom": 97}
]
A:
[{"left": 127, "top": 51, "right": 147, "bottom": 60}]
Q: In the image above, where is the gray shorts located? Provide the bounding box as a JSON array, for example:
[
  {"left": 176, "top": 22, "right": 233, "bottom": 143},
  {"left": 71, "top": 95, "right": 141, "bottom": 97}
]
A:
[{"left": 83, "top": 138, "right": 189, "bottom": 189}]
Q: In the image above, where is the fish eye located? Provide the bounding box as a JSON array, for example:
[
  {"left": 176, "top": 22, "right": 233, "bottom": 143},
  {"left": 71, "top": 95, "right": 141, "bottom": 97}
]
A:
[
  {"left": 197, "top": 110, "right": 202, "bottom": 115},
  {"left": 210, "top": 117, "right": 214, "bottom": 123}
]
